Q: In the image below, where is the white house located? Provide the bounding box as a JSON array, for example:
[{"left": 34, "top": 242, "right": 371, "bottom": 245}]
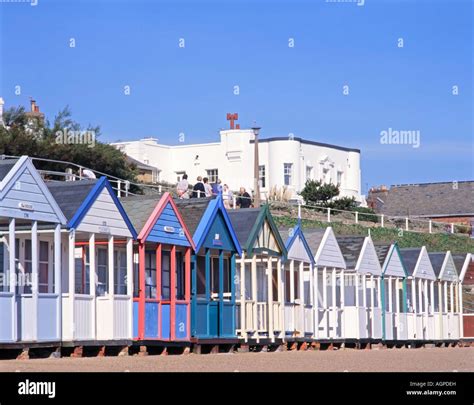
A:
[{"left": 112, "top": 123, "right": 362, "bottom": 202}]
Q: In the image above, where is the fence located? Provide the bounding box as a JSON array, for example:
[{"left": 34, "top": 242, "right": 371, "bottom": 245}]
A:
[{"left": 1, "top": 154, "right": 471, "bottom": 237}]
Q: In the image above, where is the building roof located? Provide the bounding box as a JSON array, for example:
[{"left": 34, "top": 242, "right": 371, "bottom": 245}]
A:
[
  {"left": 46, "top": 180, "right": 98, "bottom": 221},
  {"left": 374, "top": 181, "right": 474, "bottom": 218},
  {"left": 374, "top": 243, "right": 391, "bottom": 267},
  {"left": 428, "top": 252, "right": 446, "bottom": 278},
  {"left": 227, "top": 208, "right": 261, "bottom": 247},
  {"left": 399, "top": 248, "right": 423, "bottom": 276},
  {"left": 301, "top": 228, "right": 326, "bottom": 254},
  {"left": 250, "top": 137, "right": 360, "bottom": 153},
  {"left": 335, "top": 236, "right": 366, "bottom": 269},
  {"left": 121, "top": 194, "right": 164, "bottom": 233},
  {"left": 46, "top": 177, "right": 137, "bottom": 238},
  {"left": 452, "top": 253, "right": 469, "bottom": 277},
  {"left": 0, "top": 159, "right": 18, "bottom": 181},
  {"left": 125, "top": 155, "right": 158, "bottom": 171},
  {"left": 228, "top": 205, "right": 286, "bottom": 257},
  {"left": 174, "top": 197, "right": 215, "bottom": 235},
  {"left": 279, "top": 223, "right": 315, "bottom": 265}
]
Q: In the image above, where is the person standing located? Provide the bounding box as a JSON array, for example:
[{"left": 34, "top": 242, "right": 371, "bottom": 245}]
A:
[
  {"left": 177, "top": 174, "right": 189, "bottom": 199},
  {"left": 203, "top": 177, "right": 213, "bottom": 197},
  {"left": 236, "top": 187, "right": 252, "bottom": 209},
  {"left": 222, "top": 184, "right": 233, "bottom": 209},
  {"left": 192, "top": 176, "right": 205, "bottom": 198},
  {"left": 212, "top": 179, "right": 223, "bottom": 195}
]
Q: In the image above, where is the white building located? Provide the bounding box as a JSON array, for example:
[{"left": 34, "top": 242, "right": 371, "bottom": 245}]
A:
[{"left": 112, "top": 126, "right": 362, "bottom": 202}]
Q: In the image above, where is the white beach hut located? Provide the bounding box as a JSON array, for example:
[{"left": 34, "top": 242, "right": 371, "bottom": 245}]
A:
[
  {"left": 304, "top": 227, "right": 346, "bottom": 340},
  {"left": 0, "top": 156, "right": 66, "bottom": 343},
  {"left": 375, "top": 242, "right": 409, "bottom": 341},
  {"left": 399, "top": 247, "right": 436, "bottom": 341},
  {"left": 336, "top": 235, "right": 383, "bottom": 341}
]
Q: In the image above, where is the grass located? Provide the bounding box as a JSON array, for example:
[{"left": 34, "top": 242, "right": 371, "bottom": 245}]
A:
[{"left": 274, "top": 215, "right": 474, "bottom": 254}]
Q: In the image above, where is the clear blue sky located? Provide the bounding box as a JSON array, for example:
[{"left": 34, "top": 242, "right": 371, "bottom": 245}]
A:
[{"left": 1, "top": 0, "right": 472, "bottom": 193}]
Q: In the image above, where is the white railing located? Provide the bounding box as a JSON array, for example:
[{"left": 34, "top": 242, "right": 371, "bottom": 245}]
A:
[
  {"left": 4, "top": 154, "right": 470, "bottom": 236},
  {"left": 256, "top": 302, "right": 267, "bottom": 333}
]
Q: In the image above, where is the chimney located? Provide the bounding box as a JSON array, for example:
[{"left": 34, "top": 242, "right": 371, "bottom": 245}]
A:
[
  {"left": 226, "top": 113, "right": 239, "bottom": 129},
  {"left": 30, "top": 98, "right": 39, "bottom": 113}
]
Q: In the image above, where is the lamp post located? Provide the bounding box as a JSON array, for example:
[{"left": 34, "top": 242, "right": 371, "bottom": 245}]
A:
[{"left": 252, "top": 125, "right": 261, "bottom": 208}]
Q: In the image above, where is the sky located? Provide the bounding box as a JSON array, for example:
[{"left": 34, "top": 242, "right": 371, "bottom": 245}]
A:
[{"left": 0, "top": 0, "right": 472, "bottom": 193}]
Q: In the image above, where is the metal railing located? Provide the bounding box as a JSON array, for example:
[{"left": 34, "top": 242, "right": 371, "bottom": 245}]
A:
[{"left": 2, "top": 154, "right": 471, "bottom": 237}]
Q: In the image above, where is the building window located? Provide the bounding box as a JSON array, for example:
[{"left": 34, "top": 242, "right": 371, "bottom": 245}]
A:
[
  {"left": 206, "top": 169, "right": 218, "bottom": 183},
  {"left": 259, "top": 165, "right": 266, "bottom": 188},
  {"left": 24, "top": 239, "right": 32, "bottom": 294},
  {"left": 306, "top": 166, "right": 313, "bottom": 181},
  {"left": 176, "top": 171, "right": 186, "bottom": 182},
  {"left": 97, "top": 248, "right": 108, "bottom": 296},
  {"left": 337, "top": 171, "right": 343, "bottom": 186},
  {"left": 284, "top": 163, "right": 292, "bottom": 186},
  {"left": 39, "top": 241, "right": 49, "bottom": 293},
  {"left": 114, "top": 249, "right": 127, "bottom": 295},
  {"left": 161, "top": 251, "right": 171, "bottom": 300},
  {"left": 145, "top": 251, "right": 156, "bottom": 299}
]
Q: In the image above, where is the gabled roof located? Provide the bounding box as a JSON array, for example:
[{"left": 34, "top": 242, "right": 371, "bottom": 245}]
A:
[
  {"left": 175, "top": 197, "right": 214, "bottom": 236},
  {"left": 453, "top": 253, "right": 472, "bottom": 283},
  {"left": 48, "top": 176, "right": 137, "bottom": 238},
  {"left": 428, "top": 251, "right": 458, "bottom": 282},
  {"left": 47, "top": 179, "right": 98, "bottom": 221},
  {"left": 228, "top": 205, "right": 286, "bottom": 258},
  {"left": 176, "top": 196, "right": 241, "bottom": 254},
  {"left": 129, "top": 192, "right": 194, "bottom": 249},
  {"left": 375, "top": 242, "right": 408, "bottom": 277},
  {"left": 121, "top": 193, "right": 164, "bottom": 234},
  {"left": 280, "top": 221, "right": 315, "bottom": 265},
  {"left": 304, "top": 227, "right": 346, "bottom": 269},
  {"left": 336, "top": 236, "right": 366, "bottom": 269},
  {"left": 399, "top": 247, "right": 436, "bottom": 280},
  {"left": 337, "top": 235, "right": 382, "bottom": 275},
  {"left": 0, "top": 159, "right": 18, "bottom": 182},
  {"left": 1, "top": 156, "right": 66, "bottom": 224}
]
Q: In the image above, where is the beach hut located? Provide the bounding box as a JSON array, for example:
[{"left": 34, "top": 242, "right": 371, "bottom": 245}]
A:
[
  {"left": 228, "top": 205, "right": 287, "bottom": 344},
  {"left": 399, "top": 247, "right": 436, "bottom": 341},
  {"left": 121, "top": 193, "right": 195, "bottom": 342},
  {"left": 453, "top": 253, "right": 473, "bottom": 338},
  {"left": 336, "top": 235, "right": 383, "bottom": 341},
  {"left": 304, "top": 227, "right": 346, "bottom": 340},
  {"left": 375, "top": 243, "right": 408, "bottom": 341},
  {"left": 279, "top": 221, "right": 315, "bottom": 341},
  {"left": 429, "top": 251, "right": 459, "bottom": 341},
  {"left": 0, "top": 156, "right": 66, "bottom": 343},
  {"left": 175, "top": 196, "right": 241, "bottom": 340},
  {"left": 47, "top": 177, "right": 137, "bottom": 343}
]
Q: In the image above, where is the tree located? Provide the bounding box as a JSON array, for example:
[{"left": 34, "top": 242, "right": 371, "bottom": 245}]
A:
[
  {"left": 0, "top": 105, "right": 139, "bottom": 190},
  {"left": 300, "top": 179, "right": 339, "bottom": 207}
]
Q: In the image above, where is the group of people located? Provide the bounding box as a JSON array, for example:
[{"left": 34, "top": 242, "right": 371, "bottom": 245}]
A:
[{"left": 176, "top": 174, "right": 252, "bottom": 208}]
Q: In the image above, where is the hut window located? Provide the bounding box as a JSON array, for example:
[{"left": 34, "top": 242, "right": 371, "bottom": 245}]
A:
[
  {"left": 24, "top": 239, "right": 32, "bottom": 294},
  {"left": 114, "top": 249, "right": 127, "bottom": 295},
  {"left": 161, "top": 251, "right": 171, "bottom": 300},
  {"left": 196, "top": 256, "right": 206, "bottom": 297},
  {"left": 176, "top": 252, "right": 185, "bottom": 300},
  {"left": 223, "top": 258, "right": 230, "bottom": 294},
  {"left": 211, "top": 258, "right": 219, "bottom": 295},
  {"left": 285, "top": 269, "right": 291, "bottom": 302},
  {"left": 39, "top": 241, "right": 49, "bottom": 293},
  {"left": 145, "top": 251, "right": 156, "bottom": 299},
  {"left": 272, "top": 267, "right": 279, "bottom": 301},
  {"left": 97, "top": 248, "right": 108, "bottom": 296},
  {"left": 133, "top": 251, "right": 139, "bottom": 298},
  {"left": 75, "top": 246, "right": 90, "bottom": 295},
  {"left": 256, "top": 263, "right": 267, "bottom": 302}
]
